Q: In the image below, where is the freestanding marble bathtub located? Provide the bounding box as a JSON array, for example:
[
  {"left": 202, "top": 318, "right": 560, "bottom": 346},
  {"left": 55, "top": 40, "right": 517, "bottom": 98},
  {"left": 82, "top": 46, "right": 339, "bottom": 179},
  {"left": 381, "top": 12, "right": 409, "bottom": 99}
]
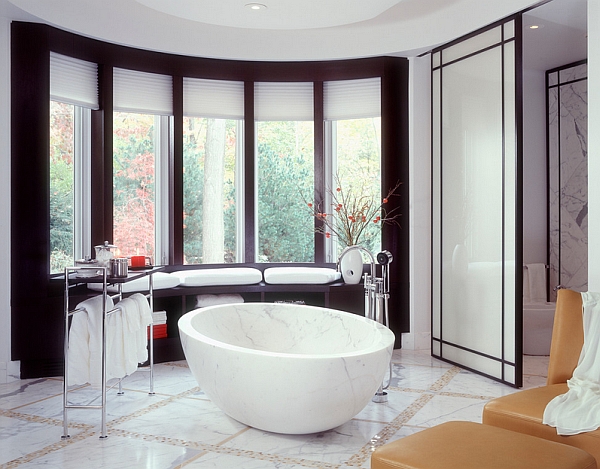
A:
[{"left": 178, "top": 302, "right": 395, "bottom": 434}]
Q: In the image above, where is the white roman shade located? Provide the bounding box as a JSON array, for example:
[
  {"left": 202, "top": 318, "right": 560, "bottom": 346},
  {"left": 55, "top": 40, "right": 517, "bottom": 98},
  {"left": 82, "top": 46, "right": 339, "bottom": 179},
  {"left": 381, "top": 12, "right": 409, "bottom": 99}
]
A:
[
  {"left": 50, "top": 52, "right": 99, "bottom": 109},
  {"left": 183, "top": 77, "right": 244, "bottom": 119},
  {"left": 254, "top": 82, "right": 313, "bottom": 121},
  {"left": 113, "top": 68, "right": 173, "bottom": 115},
  {"left": 324, "top": 78, "right": 381, "bottom": 120}
]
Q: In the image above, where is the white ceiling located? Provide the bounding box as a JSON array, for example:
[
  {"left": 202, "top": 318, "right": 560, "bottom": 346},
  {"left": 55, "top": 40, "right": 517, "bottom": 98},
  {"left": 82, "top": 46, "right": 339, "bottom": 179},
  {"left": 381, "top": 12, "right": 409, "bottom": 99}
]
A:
[
  {"left": 523, "top": 0, "right": 587, "bottom": 70},
  {"left": 0, "top": 0, "right": 587, "bottom": 63}
]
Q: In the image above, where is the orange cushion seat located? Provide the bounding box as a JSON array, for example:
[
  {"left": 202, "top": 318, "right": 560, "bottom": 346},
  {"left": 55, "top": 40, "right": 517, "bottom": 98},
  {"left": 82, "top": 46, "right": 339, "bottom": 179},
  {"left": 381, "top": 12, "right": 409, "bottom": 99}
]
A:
[
  {"left": 371, "top": 421, "right": 596, "bottom": 469},
  {"left": 482, "top": 289, "right": 600, "bottom": 465},
  {"left": 483, "top": 384, "right": 600, "bottom": 463}
]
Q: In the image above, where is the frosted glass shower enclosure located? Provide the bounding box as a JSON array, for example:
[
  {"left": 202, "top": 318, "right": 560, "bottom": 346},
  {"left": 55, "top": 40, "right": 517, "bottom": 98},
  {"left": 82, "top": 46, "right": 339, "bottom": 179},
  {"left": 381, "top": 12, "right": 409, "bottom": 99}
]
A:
[{"left": 431, "top": 17, "right": 523, "bottom": 387}]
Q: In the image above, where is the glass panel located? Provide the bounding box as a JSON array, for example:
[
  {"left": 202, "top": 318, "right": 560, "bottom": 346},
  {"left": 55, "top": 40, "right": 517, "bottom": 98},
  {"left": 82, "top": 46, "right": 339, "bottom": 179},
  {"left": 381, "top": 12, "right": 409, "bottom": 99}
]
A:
[
  {"left": 504, "top": 41, "right": 517, "bottom": 364},
  {"left": 504, "top": 363, "right": 515, "bottom": 383},
  {"left": 113, "top": 112, "right": 156, "bottom": 260},
  {"left": 182, "top": 117, "right": 240, "bottom": 264},
  {"left": 432, "top": 69, "right": 442, "bottom": 340},
  {"left": 548, "top": 71, "right": 558, "bottom": 87},
  {"left": 256, "top": 121, "right": 314, "bottom": 262},
  {"left": 548, "top": 86, "right": 560, "bottom": 299},
  {"left": 432, "top": 51, "right": 441, "bottom": 69},
  {"left": 433, "top": 20, "right": 520, "bottom": 386},
  {"left": 50, "top": 101, "right": 75, "bottom": 273},
  {"left": 432, "top": 339, "right": 441, "bottom": 356},
  {"left": 440, "top": 45, "right": 504, "bottom": 363},
  {"left": 442, "top": 28, "right": 502, "bottom": 65},
  {"left": 559, "top": 77, "right": 588, "bottom": 292},
  {"left": 504, "top": 20, "right": 515, "bottom": 40},
  {"left": 548, "top": 63, "right": 588, "bottom": 299},
  {"left": 441, "top": 344, "right": 502, "bottom": 377}
]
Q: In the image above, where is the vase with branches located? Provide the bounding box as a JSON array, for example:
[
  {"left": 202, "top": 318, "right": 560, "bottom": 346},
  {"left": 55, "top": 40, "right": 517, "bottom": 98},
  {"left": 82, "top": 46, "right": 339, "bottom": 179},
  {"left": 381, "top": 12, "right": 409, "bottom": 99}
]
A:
[{"left": 305, "top": 176, "right": 402, "bottom": 250}]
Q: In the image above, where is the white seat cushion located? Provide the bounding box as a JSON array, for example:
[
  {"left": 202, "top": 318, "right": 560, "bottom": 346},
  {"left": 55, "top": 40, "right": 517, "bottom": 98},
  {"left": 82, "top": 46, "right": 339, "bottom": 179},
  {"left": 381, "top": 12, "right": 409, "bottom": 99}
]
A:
[
  {"left": 263, "top": 267, "right": 341, "bottom": 285},
  {"left": 170, "top": 267, "right": 263, "bottom": 287},
  {"left": 88, "top": 272, "right": 180, "bottom": 293}
]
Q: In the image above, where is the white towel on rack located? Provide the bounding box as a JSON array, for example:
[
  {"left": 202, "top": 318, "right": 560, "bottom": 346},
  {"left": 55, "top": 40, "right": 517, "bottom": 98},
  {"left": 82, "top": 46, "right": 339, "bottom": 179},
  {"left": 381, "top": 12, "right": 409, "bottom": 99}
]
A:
[
  {"left": 68, "top": 295, "right": 114, "bottom": 387},
  {"left": 131, "top": 293, "right": 153, "bottom": 363},
  {"left": 543, "top": 291, "right": 600, "bottom": 435},
  {"left": 112, "top": 294, "right": 153, "bottom": 378},
  {"left": 526, "top": 263, "right": 547, "bottom": 303}
]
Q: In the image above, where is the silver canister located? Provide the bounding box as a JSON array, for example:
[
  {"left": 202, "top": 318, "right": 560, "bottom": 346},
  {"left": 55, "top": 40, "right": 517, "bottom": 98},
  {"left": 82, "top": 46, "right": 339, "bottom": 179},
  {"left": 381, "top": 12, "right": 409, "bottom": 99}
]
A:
[{"left": 110, "top": 257, "right": 129, "bottom": 278}]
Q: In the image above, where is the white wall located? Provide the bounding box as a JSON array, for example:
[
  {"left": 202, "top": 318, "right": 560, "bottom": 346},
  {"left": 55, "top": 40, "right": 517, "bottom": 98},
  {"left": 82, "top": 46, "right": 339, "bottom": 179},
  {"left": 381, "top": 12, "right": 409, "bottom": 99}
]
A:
[
  {"left": 403, "top": 56, "right": 432, "bottom": 350},
  {"left": 522, "top": 68, "right": 548, "bottom": 265},
  {"left": 588, "top": 0, "right": 600, "bottom": 290},
  {"left": 0, "top": 15, "right": 17, "bottom": 383}
]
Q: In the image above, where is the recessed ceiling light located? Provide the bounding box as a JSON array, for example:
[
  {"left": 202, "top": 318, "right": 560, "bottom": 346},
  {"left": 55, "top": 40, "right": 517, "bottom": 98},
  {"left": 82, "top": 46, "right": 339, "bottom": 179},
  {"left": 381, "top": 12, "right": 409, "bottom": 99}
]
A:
[
  {"left": 529, "top": 24, "right": 544, "bottom": 30},
  {"left": 246, "top": 3, "right": 267, "bottom": 10}
]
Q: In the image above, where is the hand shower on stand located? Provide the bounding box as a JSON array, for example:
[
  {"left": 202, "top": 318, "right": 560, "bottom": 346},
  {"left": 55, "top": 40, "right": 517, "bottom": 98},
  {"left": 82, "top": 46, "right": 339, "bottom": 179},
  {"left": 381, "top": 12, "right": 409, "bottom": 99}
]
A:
[{"left": 337, "top": 246, "right": 394, "bottom": 403}]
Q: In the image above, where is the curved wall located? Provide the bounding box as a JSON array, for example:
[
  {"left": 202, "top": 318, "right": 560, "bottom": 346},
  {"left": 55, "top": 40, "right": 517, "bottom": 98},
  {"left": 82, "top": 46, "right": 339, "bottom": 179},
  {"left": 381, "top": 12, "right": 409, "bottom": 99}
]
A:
[{"left": 10, "top": 22, "right": 410, "bottom": 376}]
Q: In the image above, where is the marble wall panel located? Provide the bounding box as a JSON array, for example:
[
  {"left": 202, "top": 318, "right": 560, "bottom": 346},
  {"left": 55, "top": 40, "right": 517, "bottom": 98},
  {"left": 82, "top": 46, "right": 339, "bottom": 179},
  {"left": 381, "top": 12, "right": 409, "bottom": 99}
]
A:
[{"left": 548, "top": 63, "right": 587, "bottom": 300}]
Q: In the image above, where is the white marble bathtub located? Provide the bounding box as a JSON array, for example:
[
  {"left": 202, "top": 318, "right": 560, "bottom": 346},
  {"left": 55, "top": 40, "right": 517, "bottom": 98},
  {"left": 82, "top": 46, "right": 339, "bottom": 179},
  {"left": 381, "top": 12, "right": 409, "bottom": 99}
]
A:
[{"left": 178, "top": 302, "right": 395, "bottom": 434}]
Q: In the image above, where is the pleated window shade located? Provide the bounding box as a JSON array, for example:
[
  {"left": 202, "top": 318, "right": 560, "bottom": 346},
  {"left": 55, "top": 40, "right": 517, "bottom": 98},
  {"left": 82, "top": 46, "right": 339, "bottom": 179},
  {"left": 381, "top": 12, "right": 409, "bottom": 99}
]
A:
[
  {"left": 113, "top": 68, "right": 173, "bottom": 115},
  {"left": 50, "top": 52, "right": 99, "bottom": 109},
  {"left": 254, "top": 82, "right": 313, "bottom": 121},
  {"left": 324, "top": 78, "right": 381, "bottom": 120},
  {"left": 183, "top": 77, "right": 244, "bottom": 119}
]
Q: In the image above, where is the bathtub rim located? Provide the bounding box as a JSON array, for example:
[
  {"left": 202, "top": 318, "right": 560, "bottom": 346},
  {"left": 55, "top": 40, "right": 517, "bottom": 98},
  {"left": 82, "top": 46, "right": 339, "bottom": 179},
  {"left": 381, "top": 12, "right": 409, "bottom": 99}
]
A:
[{"left": 178, "top": 302, "right": 395, "bottom": 360}]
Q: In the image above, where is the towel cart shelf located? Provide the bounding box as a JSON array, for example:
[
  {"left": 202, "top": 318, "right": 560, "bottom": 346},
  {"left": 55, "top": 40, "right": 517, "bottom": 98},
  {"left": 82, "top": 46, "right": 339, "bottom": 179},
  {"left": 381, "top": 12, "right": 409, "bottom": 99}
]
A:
[{"left": 61, "top": 265, "right": 163, "bottom": 439}]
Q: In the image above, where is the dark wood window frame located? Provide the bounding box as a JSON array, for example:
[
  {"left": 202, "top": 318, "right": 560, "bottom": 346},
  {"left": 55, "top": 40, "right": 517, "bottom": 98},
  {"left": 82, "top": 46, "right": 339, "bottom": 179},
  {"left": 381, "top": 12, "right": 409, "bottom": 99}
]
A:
[{"left": 11, "top": 21, "right": 409, "bottom": 377}]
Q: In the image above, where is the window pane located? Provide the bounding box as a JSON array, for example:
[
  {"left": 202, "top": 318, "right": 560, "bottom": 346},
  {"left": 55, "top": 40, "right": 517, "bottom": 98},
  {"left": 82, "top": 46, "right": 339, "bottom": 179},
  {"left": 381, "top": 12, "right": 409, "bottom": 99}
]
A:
[
  {"left": 334, "top": 117, "right": 382, "bottom": 254},
  {"left": 113, "top": 112, "right": 156, "bottom": 259},
  {"left": 183, "top": 117, "right": 240, "bottom": 264},
  {"left": 50, "top": 101, "right": 75, "bottom": 273},
  {"left": 257, "top": 121, "right": 314, "bottom": 262}
]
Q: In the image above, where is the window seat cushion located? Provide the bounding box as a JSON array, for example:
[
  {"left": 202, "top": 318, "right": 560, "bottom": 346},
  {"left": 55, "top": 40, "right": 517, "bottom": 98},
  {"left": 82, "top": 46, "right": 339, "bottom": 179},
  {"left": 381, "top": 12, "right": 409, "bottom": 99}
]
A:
[
  {"left": 88, "top": 272, "right": 181, "bottom": 293},
  {"left": 170, "top": 267, "right": 263, "bottom": 287},
  {"left": 263, "top": 267, "right": 341, "bottom": 285}
]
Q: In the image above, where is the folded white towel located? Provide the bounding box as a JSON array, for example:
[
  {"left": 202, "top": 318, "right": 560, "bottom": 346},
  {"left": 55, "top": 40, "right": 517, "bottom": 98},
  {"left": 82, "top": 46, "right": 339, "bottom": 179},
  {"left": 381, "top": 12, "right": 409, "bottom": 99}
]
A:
[
  {"left": 68, "top": 293, "right": 153, "bottom": 387},
  {"left": 131, "top": 293, "right": 153, "bottom": 363},
  {"left": 543, "top": 291, "right": 600, "bottom": 435},
  {"left": 68, "top": 295, "right": 115, "bottom": 387},
  {"left": 112, "top": 294, "right": 153, "bottom": 376},
  {"left": 526, "top": 263, "right": 547, "bottom": 303},
  {"left": 196, "top": 293, "right": 244, "bottom": 308}
]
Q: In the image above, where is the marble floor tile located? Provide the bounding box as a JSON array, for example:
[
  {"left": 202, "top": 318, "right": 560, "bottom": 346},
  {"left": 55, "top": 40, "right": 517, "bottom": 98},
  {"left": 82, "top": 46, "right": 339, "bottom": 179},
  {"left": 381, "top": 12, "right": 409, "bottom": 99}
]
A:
[
  {"left": 0, "top": 378, "right": 64, "bottom": 410},
  {"left": 222, "top": 418, "right": 387, "bottom": 467},
  {"left": 112, "top": 395, "right": 249, "bottom": 445},
  {"left": 440, "top": 369, "right": 520, "bottom": 398},
  {"left": 388, "top": 363, "right": 451, "bottom": 391},
  {"left": 405, "top": 393, "right": 488, "bottom": 428},
  {"left": 1, "top": 355, "right": 543, "bottom": 469},
  {"left": 11, "top": 431, "right": 203, "bottom": 469}
]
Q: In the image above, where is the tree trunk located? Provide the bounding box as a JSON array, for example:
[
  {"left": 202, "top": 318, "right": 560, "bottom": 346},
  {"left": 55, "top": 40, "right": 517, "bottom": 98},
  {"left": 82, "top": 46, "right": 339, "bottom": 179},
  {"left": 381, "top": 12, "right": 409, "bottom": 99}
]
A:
[{"left": 202, "top": 119, "right": 226, "bottom": 263}]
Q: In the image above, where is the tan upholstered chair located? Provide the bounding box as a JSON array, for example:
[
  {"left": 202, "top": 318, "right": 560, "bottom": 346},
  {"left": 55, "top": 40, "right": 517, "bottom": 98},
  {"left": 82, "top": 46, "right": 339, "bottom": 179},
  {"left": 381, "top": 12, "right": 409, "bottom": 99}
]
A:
[{"left": 483, "top": 289, "right": 600, "bottom": 463}]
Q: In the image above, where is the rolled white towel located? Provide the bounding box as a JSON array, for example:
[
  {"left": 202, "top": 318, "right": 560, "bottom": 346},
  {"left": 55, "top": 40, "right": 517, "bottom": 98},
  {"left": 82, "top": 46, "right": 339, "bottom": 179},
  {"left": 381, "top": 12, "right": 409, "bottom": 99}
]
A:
[{"left": 195, "top": 293, "right": 244, "bottom": 308}]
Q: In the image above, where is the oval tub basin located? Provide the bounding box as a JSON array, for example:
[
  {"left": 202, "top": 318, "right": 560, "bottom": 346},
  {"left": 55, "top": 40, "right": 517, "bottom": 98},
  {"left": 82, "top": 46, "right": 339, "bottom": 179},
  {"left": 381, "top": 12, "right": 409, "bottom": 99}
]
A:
[{"left": 178, "top": 302, "right": 395, "bottom": 434}]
